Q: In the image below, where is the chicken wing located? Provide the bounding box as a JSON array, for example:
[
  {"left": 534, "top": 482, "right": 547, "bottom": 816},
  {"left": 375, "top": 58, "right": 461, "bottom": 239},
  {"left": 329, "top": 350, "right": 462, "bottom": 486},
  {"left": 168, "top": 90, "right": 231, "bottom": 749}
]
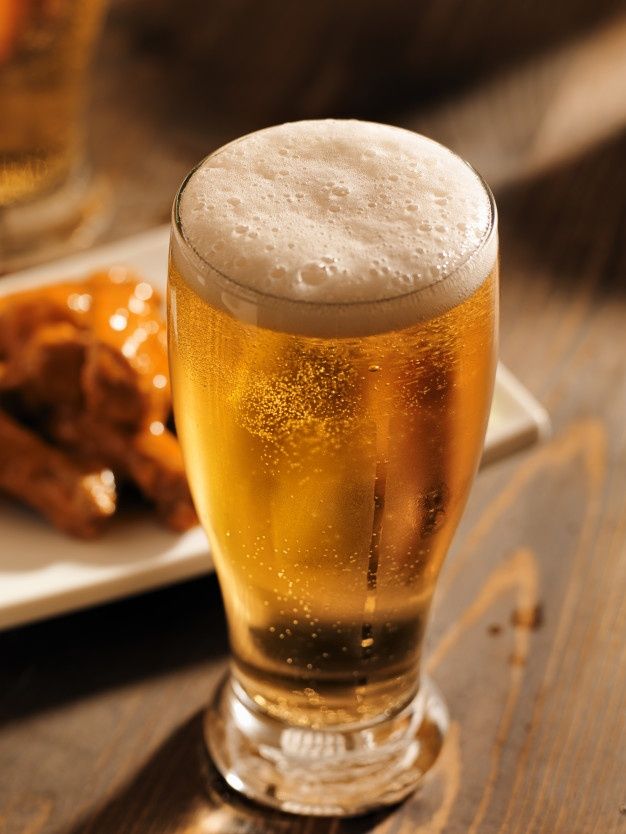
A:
[
  {"left": 0, "top": 408, "right": 116, "bottom": 538},
  {"left": 0, "top": 269, "right": 198, "bottom": 535}
]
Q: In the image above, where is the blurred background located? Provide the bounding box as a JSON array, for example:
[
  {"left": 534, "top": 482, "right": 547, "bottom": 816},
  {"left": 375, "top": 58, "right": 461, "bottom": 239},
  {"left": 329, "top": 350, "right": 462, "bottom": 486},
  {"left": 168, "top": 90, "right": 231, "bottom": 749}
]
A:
[
  {"left": 87, "top": 0, "right": 626, "bottom": 239},
  {"left": 1, "top": 0, "right": 626, "bottom": 265}
]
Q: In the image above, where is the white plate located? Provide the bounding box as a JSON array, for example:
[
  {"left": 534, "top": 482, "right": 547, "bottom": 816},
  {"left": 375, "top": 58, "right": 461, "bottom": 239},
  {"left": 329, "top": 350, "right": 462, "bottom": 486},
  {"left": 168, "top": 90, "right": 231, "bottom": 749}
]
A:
[{"left": 0, "top": 227, "right": 550, "bottom": 630}]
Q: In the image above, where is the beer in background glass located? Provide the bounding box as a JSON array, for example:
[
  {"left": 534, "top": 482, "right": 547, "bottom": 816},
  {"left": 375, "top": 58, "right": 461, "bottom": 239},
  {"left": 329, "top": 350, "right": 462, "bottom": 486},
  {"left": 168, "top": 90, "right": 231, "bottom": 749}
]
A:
[{"left": 0, "top": 0, "right": 108, "bottom": 271}]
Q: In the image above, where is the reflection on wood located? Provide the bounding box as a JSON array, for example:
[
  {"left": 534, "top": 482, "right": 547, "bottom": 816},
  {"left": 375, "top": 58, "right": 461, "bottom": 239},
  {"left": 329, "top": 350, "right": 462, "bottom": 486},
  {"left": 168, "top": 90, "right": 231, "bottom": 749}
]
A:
[
  {"left": 427, "top": 548, "right": 539, "bottom": 674},
  {"left": 491, "top": 422, "right": 606, "bottom": 834},
  {"left": 439, "top": 419, "right": 605, "bottom": 595},
  {"left": 413, "top": 723, "right": 461, "bottom": 834}
]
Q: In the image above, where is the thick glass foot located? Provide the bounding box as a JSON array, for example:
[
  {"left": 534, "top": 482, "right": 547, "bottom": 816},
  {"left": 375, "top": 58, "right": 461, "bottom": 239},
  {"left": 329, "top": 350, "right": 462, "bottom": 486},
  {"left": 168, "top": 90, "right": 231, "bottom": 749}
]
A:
[{"left": 204, "top": 674, "right": 448, "bottom": 817}]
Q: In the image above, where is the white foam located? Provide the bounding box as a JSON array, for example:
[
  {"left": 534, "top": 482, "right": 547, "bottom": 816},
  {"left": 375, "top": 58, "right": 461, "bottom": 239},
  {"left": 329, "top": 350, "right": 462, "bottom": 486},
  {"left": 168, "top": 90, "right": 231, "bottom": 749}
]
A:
[{"left": 173, "top": 120, "right": 497, "bottom": 336}]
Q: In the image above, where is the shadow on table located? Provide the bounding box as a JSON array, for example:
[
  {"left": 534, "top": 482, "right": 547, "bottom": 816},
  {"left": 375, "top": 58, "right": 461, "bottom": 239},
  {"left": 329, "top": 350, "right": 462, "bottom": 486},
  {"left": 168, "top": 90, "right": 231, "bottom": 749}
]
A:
[
  {"left": 58, "top": 711, "right": 394, "bottom": 834},
  {"left": 0, "top": 575, "right": 228, "bottom": 729}
]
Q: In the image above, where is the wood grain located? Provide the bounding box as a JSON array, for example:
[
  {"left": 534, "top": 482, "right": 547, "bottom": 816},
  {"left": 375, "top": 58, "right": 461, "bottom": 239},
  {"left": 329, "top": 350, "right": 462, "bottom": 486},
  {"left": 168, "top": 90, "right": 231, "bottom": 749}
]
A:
[{"left": 1, "top": 10, "right": 626, "bottom": 834}]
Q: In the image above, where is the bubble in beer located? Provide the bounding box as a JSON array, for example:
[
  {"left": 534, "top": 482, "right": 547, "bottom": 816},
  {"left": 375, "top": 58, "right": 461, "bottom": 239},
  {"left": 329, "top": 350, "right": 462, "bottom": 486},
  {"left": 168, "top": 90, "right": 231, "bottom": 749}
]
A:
[{"left": 299, "top": 263, "right": 330, "bottom": 286}]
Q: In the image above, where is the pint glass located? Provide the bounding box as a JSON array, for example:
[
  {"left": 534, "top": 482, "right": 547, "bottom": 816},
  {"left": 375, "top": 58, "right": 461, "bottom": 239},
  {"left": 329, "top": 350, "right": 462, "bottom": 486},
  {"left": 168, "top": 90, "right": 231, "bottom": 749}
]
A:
[
  {"left": 0, "top": 0, "right": 108, "bottom": 270},
  {"left": 168, "top": 120, "right": 498, "bottom": 815}
]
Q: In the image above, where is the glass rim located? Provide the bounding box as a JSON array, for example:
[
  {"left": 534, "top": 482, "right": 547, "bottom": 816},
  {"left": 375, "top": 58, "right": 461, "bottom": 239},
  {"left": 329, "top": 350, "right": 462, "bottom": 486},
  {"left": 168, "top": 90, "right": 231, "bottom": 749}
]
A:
[{"left": 172, "top": 123, "right": 498, "bottom": 313}]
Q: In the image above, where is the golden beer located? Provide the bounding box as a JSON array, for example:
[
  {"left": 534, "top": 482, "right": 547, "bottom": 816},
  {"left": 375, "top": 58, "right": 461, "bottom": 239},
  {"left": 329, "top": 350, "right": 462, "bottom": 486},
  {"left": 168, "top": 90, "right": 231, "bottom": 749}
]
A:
[
  {"left": 0, "top": 0, "right": 106, "bottom": 268},
  {"left": 0, "top": 0, "right": 105, "bottom": 205},
  {"left": 169, "top": 261, "right": 497, "bottom": 726},
  {"left": 168, "top": 119, "right": 498, "bottom": 814}
]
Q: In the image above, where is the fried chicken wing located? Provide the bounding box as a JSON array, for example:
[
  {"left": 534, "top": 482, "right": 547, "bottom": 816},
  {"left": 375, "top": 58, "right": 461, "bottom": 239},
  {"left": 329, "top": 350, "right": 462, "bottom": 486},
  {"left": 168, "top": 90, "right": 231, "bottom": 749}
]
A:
[
  {"left": 122, "top": 429, "right": 198, "bottom": 532},
  {"left": 0, "top": 270, "right": 170, "bottom": 422},
  {"left": 0, "top": 296, "right": 79, "bottom": 359},
  {"left": 0, "top": 322, "right": 146, "bottom": 430},
  {"left": 0, "top": 322, "right": 88, "bottom": 412},
  {"left": 0, "top": 408, "right": 116, "bottom": 538},
  {"left": 81, "top": 340, "right": 145, "bottom": 430},
  {"left": 0, "top": 268, "right": 198, "bottom": 536},
  {"left": 49, "top": 412, "right": 196, "bottom": 532}
]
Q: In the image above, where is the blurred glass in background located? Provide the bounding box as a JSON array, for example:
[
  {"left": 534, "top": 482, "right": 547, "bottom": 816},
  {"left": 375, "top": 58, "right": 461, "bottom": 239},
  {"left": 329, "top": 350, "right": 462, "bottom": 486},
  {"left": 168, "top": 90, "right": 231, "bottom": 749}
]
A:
[{"left": 0, "top": 0, "right": 108, "bottom": 271}]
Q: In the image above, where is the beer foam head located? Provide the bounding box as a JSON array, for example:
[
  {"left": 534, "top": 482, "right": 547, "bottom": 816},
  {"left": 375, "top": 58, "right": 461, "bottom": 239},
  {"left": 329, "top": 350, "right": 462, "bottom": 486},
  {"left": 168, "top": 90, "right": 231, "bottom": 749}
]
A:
[{"left": 175, "top": 120, "right": 496, "bottom": 335}]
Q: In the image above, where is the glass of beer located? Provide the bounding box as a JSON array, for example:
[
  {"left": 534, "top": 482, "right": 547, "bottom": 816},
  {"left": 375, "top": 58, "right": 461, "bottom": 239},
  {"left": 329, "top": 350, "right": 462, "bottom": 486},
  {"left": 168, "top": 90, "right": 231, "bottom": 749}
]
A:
[
  {"left": 168, "top": 120, "right": 498, "bottom": 816},
  {"left": 0, "top": 0, "right": 108, "bottom": 272}
]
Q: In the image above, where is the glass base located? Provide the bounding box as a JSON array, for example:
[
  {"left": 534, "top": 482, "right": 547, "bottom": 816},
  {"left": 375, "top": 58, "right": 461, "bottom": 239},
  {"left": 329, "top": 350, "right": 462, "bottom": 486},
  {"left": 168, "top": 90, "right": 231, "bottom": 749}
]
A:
[
  {"left": 0, "top": 164, "right": 111, "bottom": 274},
  {"left": 204, "top": 673, "right": 449, "bottom": 817}
]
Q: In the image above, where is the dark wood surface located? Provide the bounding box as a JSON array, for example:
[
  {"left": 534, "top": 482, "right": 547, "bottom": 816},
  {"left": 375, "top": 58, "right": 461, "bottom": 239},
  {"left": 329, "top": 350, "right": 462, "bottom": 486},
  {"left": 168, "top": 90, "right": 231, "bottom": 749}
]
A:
[{"left": 1, "top": 10, "right": 626, "bottom": 834}]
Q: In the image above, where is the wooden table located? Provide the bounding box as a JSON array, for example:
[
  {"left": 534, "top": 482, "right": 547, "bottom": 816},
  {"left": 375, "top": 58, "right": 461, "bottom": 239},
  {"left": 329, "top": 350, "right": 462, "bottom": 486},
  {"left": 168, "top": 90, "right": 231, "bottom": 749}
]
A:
[{"left": 1, "top": 12, "right": 625, "bottom": 834}]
